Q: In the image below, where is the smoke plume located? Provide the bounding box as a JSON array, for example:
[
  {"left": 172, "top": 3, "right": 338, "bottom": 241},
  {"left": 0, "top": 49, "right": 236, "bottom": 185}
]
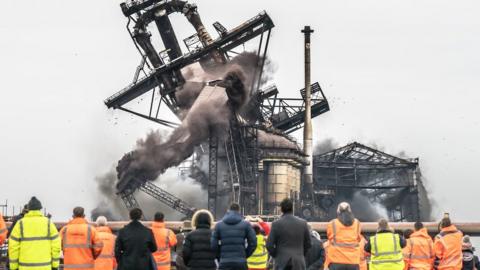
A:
[
  {"left": 314, "top": 138, "right": 435, "bottom": 221},
  {"left": 93, "top": 52, "right": 271, "bottom": 219},
  {"left": 91, "top": 169, "right": 126, "bottom": 221}
]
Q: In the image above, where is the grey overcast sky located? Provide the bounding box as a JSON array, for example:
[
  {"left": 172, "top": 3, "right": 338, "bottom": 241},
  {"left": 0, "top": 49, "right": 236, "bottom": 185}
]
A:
[{"left": 0, "top": 0, "right": 479, "bottom": 221}]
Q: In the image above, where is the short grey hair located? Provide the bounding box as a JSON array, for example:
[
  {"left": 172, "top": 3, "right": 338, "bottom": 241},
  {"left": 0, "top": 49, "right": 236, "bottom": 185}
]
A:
[{"left": 96, "top": 216, "right": 108, "bottom": 226}]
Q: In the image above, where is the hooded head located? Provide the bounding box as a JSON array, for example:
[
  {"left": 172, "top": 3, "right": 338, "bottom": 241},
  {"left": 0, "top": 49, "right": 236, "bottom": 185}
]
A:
[
  {"left": 192, "top": 209, "right": 214, "bottom": 229},
  {"left": 27, "top": 197, "right": 42, "bottom": 211},
  {"left": 337, "top": 202, "right": 354, "bottom": 226}
]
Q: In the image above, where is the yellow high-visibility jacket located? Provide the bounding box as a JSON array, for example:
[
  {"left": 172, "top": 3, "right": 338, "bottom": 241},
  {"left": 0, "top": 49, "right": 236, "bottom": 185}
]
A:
[
  {"left": 369, "top": 232, "right": 405, "bottom": 270},
  {"left": 8, "top": 210, "right": 61, "bottom": 270},
  {"left": 247, "top": 234, "right": 268, "bottom": 269}
]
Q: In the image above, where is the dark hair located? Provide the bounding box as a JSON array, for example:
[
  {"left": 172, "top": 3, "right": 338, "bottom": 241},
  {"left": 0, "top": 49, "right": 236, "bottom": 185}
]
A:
[
  {"left": 414, "top": 221, "right": 424, "bottom": 231},
  {"left": 154, "top": 212, "right": 164, "bottom": 222},
  {"left": 280, "top": 198, "right": 293, "bottom": 214},
  {"left": 230, "top": 203, "right": 240, "bottom": 212},
  {"left": 253, "top": 224, "right": 261, "bottom": 235},
  {"left": 73, "top": 207, "right": 85, "bottom": 218},
  {"left": 403, "top": 229, "right": 414, "bottom": 239},
  {"left": 441, "top": 217, "right": 452, "bottom": 228},
  {"left": 130, "top": 208, "right": 143, "bottom": 221}
]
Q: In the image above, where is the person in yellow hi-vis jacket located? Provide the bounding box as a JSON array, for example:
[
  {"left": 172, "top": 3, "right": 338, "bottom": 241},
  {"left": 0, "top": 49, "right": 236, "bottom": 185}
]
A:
[
  {"left": 247, "top": 224, "right": 269, "bottom": 270},
  {"left": 365, "top": 218, "right": 406, "bottom": 270},
  {"left": 8, "top": 197, "right": 61, "bottom": 270}
]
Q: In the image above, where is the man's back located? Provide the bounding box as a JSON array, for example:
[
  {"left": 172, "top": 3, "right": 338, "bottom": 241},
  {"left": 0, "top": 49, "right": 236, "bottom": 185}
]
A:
[
  {"left": 151, "top": 221, "right": 177, "bottom": 270},
  {"left": 266, "top": 214, "right": 311, "bottom": 270},
  {"left": 61, "top": 218, "right": 103, "bottom": 270},
  {"left": 8, "top": 210, "right": 61, "bottom": 270},
  {"left": 434, "top": 225, "right": 463, "bottom": 270},
  {"left": 115, "top": 220, "right": 157, "bottom": 270},
  {"left": 211, "top": 210, "right": 257, "bottom": 269},
  {"left": 95, "top": 226, "right": 117, "bottom": 270}
]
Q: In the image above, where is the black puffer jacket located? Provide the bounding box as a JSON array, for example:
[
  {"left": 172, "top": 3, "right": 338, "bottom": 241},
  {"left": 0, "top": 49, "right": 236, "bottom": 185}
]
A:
[
  {"left": 183, "top": 224, "right": 216, "bottom": 270},
  {"left": 462, "top": 250, "right": 480, "bottom": 270}
]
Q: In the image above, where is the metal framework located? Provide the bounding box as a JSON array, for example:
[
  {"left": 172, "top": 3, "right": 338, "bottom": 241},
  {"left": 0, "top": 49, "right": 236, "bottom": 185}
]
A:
[
  {"left": 105, "top": 1, "right": 331, "bottom": 218},
  {"left": 104, "top": 10, "right": 275, "bottom": 123},
  {"left": 257, "top": 82, "right": 330, "bottom": 134},
  {"left": 313, "top": 142, "right": 422, "bottom": 221},
  {"left": 118, "top": 180, "right": 196, "bottom": 218}
]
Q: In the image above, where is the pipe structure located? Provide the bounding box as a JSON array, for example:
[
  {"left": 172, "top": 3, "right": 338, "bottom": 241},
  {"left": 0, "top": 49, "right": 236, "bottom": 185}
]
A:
[
  {"left": 8, "top": 222, "right": 480, "bottom": 236},
  {"left": 301, "top": 26, "right": 314, "bottom": 200}
]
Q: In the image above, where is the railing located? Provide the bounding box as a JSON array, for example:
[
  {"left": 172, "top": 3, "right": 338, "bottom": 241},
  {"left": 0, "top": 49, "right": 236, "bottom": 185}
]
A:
[{"left": 5, "top": 222, "right": 480, "bottom": 235}]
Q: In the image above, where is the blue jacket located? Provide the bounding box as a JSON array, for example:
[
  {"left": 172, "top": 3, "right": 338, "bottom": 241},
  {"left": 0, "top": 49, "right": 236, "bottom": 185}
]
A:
[{"left": 211, "top": 211, "right": 257, "bottom": 266}]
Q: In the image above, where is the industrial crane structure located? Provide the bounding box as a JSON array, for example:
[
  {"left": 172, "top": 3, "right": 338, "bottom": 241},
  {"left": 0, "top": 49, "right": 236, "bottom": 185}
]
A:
[{"left": 104, "top": 0, "right": 330, "bottom": 218}]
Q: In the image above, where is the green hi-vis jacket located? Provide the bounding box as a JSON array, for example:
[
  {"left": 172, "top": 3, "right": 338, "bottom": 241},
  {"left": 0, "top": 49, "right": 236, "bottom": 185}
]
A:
[
  {"left": 369, "top": 232, "right": 405, "bottom": 270},
  {"left": 9, "top": 210, "right": 61, "bottom": 270}
]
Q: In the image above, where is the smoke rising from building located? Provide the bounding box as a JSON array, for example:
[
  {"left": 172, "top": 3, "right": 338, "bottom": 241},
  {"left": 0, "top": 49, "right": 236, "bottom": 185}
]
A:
[
  {"left": 314, "top": 138, "right": 436, "bottom": 221},
  {"left": 116, "top": 53, "right": 264, "bottom": 189},
  {"left": 93, "top": 52, "right": 269, "bottom": 218}
]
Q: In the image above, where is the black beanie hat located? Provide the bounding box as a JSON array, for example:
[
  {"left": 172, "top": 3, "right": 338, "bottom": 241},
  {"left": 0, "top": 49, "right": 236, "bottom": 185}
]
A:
[{"left": 27, "top": 197, "right": 42, "bottom": 210}]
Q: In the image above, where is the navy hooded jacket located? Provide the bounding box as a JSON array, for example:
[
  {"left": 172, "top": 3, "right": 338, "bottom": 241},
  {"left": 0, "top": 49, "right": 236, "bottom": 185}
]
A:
[{"left": 211, "top": 211, "right": 257, "bottom": 266}]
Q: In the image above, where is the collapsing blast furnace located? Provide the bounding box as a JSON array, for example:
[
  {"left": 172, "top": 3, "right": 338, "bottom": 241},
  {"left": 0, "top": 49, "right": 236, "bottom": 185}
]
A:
[{"left": 101, "top": 0, "right": 431, "bottom": 221}]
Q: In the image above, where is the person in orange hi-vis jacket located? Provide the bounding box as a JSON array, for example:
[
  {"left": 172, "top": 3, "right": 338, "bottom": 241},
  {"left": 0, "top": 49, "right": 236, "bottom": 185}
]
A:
[
  {"left": 0, "top": 213, "right": 7, "bottom": 244},
  {"left": 151, "top": 212, "right": 177, "bottom": 270},
  {"left": 359, "top": 235, "right": 369, "bottom": 270},
  {"left": 323, "top": 239, "right": 330, "bottom": 269},
  {"left": 433, "top": 214, "right": 463, "bottom": 270},
  {"left": 326, "top": 202, "right": 362, "bottom": 270},
  {"left": 402, "top": 229, "right": 414, "bottom": 270},
  {"left": 404, "top": 222, "right": 435, "bottom": 270},
  {"left": 61, "top": 207, "right": 103, "bottom": 270},
  {"left": 94, "top": 216, "right": 117, "bottom": 270}
]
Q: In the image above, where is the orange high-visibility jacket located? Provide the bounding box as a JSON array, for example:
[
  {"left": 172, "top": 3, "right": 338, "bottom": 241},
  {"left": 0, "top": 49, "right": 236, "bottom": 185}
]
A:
[
  {"left": 0, "top": 214, "right": 7, "bottom": 244},
  {"left": 404, "top": 228, "right": 434, "bottom": 270},
  {"left": 152, "top": 222, "right": 177, "bottom": 270},
  {"left": 434, "top": 225, "right": 463, "bottom": 270},
  {"left": 359, "top": 236, "right": 368, "bottom": 270},
  {"left": 60, "top": 218, "right": 103, "bottom": 270},
  {"left": 326, "top": 218, "right": 362, "bottom": 265},
  {"left": 94, "top": 226, "right": 117, "bottom": 270},
  {"left": 323, "top": 239, "right": 331, "bottom": 269}
]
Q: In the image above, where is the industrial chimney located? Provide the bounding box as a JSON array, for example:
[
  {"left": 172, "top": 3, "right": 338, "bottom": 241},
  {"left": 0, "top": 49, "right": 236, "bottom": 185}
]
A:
[{"left": 302, "top": 26, "right": 314, "bottom": 201}]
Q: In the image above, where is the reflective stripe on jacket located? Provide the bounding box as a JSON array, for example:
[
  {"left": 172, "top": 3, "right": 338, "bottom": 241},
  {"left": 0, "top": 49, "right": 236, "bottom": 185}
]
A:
[
  {"left": 369, "top": 232, "right": 405, "bottom": 270},
  {"left": 405, "top": 228, "right": 434, "bottom": 270},
  {"left": 152, "top": 222, "right": 177, "bottom": 270},
  {"left": 326, "top": 218, "right": 362, "bottom": 264},
  {"left": 61, "top": 218, "right": 103, "bottom": 270},
  {"left": 8, "top": 210, "right": 61, "bottom": 270},
  {"left": 0, "top": 214, "right": 7, "bottom": 244},
  {"left": 94, "top": 226, "right": 117, "bottom": 270},
  {"left": 248, "top": 234, "right": 268, "bottom": 269},
  {"left": 434, "top": 225, "right": 463, "bottom": 270}
]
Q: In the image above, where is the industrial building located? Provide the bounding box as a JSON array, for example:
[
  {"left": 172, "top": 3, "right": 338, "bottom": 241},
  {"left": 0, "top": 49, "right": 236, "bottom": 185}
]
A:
[{"left": 104, "top": 0, "right": 428, "bottom": 221}]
